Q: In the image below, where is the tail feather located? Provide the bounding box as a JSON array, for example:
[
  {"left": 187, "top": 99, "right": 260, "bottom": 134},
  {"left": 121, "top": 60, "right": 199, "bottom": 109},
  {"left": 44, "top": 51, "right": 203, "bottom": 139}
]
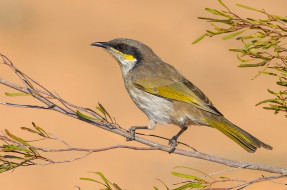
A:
[{"left": 205, "top": 118, "right": 272, "bottom": 153}]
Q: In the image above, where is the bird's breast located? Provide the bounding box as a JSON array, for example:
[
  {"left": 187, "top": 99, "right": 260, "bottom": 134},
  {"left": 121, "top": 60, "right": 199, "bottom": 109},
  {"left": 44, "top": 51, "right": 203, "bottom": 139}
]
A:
[{"left": 128, "top": 87, "right": 174, "bottom": 125}]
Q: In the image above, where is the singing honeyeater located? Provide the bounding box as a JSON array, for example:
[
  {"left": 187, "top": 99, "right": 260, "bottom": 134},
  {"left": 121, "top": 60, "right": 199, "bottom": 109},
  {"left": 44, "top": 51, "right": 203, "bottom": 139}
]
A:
[{"left": 91, "top": 38, "right": 272, "bottom": 153}]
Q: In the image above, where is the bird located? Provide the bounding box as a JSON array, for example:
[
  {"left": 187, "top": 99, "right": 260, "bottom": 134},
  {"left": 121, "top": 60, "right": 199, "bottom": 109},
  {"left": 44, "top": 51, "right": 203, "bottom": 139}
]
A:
[{"left": 91, "top": 38, "right": 273, "bottom": 153}]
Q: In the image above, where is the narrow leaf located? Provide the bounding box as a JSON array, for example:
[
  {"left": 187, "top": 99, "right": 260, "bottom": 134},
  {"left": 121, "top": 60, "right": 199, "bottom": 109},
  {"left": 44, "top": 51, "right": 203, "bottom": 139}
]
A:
[
  {"left": 238, "top": 61, "right": 267, "bottom": 67},
  {"left": 236, "top": 4, "right": 261, "bottom": 12},
  {"left": 20, "top": 127, "right": 43, "bottom": 137},
  {"left": 76, "top": 110, "right": 101, "bottom": 121},
  {"left": 155, "top": 178, "right": 170, "bottom": 190},
  {"left": 173, "top": 166, "right": 214, "bottom": 180},
  {"left": 260, "top": 71, "right": 278, "bottom": 77},
  {"left": 98, "top": 103, "right": 113, "bottom": 123},
  {"left": 218, "top": 0, "right": 230, "bottom": 12},
  {"left": 198, "top": 17, "right": 233, "bottom": 24},
  {"left": 5, "top": 129, "right": 39, "bottom": 155},
  {"left": 80, "top": 178, "right": 106, "bottom": 186},
  {"left": 242, "top": 40, "right": 257, "bottom": 51},
  {"left": 268, "top": 89, "right": 280, "bottom": 97},
  {"left": 229, "top": 49, "right": 244, "bottom": 52},
  {"left": 5, "top": 92, "right": 31, "bottom": 97},
  {"left": 256, "top": 99, "right": 283, "bottom": 106},
  {"left": 237, "top": 55, "right": 252, "bottom": 62},
  {"left": 222, "top": 29, "right": 247, "bottom": 40},
  {"left": 96, "top": 106, "right": 107, "bottom": 120},
  {"left": 85, "top": 108, "right": 105, "bottom": 120},
  {"left": 277, "top": 81, "right": 287, "bottom": 86},
  {"left": 171, "top": 172, "right": 205, "bottom": 181},
  {"left": 96, "top": 172, "right": 111, "bottom": 189},
  {"left": 274, "top": 67, "right": 287, "bottom": 73},
  {"left": 32, "top": 122, "right": 49, "bottom": 137},
  {"left": 205, "top": 8, "right": 231, "bottom": 18},
  {"left": 192, "top": 34, "right": 207, "bottom": 44},
  {"left": 111, "top": 183, "right": 122, "bottom": 190},
  {"left": 5, "top": 129, "right": 30, "bottom": 147},
  {"left": 174, "top": 183, "right": 208, "bottom": 190}
]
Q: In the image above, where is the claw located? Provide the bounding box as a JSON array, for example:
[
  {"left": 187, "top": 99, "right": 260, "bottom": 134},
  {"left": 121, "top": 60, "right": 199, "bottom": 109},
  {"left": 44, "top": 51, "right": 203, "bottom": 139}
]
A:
[
  {"left": 126, "top": 126, "right": 149, "bottom": 141},
  {"left": 126, "top": 127, "right": 136, "bottom": 141},
  {"left": 168, "top": 136, "right": 178, "bottom": 153}
]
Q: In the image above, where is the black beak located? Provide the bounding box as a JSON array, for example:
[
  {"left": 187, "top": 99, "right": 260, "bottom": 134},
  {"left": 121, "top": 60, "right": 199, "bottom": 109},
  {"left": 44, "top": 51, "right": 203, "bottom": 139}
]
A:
[{"left": 90, "top": 42, "right": 109, "bottom": 48}]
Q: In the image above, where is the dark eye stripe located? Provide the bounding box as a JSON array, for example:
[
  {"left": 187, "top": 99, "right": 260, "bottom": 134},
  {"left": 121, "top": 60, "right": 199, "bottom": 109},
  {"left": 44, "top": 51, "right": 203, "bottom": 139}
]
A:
[{"left": 111, "top": 43, "right": 143, "bottom": 63}]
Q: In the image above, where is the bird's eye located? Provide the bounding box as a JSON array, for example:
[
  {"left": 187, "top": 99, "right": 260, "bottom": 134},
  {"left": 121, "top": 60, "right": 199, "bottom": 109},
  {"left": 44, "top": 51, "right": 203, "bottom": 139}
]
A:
[{"left": 116, "top": 44, "right": 125, "bottom": 51}]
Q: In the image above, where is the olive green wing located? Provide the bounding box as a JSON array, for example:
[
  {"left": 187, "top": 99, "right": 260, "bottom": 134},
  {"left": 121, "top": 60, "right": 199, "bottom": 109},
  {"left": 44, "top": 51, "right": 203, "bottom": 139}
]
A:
[{"left": 134, "top": 79, "right": 222, "bottom": 116}]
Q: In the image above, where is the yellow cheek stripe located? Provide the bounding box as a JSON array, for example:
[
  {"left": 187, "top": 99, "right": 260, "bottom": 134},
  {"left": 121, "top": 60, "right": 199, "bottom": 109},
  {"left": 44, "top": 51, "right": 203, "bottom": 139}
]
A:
[
  {"left": 113, "top": 49, "right": 135, "bottom": 61},
  {"left": 123, "top": 53, "right": 135, "bottom": 60}
]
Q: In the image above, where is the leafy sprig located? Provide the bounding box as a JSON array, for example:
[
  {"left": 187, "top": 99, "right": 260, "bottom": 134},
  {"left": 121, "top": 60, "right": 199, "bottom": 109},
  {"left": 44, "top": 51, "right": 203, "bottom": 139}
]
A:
[{"left": 193, "top": 0, "right": 287, "bottom": 117}]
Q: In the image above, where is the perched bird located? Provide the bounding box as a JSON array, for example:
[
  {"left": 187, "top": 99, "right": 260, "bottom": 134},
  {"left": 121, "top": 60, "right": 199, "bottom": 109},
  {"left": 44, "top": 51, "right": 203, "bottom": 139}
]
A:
[{"left": 91, "top": 38, "right": 272, "bottom": 153}]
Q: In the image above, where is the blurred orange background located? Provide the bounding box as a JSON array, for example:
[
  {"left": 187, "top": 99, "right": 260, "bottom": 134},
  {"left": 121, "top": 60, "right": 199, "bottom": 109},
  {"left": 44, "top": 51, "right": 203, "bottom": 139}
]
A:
[{"left": 0, "top": 0, "right": 286, "bottom": 189}]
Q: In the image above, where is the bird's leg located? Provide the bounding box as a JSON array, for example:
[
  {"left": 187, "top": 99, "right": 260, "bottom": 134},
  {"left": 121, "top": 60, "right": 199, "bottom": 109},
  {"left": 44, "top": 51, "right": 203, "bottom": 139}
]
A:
[
  {"left": 126, "top": 126, "right": 149, "bottom": 141},
  {"left": 126, "top": 120, "right": 156, "bottom": 141},
  {"left": 168, "top": 126, "right": 188, "bottom": 153}
]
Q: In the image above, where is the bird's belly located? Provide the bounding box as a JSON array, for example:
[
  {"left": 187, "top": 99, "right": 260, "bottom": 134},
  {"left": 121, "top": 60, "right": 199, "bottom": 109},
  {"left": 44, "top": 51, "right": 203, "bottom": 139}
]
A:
[{"left": 129, "top": 88, "right": 174, "bottom": 124}]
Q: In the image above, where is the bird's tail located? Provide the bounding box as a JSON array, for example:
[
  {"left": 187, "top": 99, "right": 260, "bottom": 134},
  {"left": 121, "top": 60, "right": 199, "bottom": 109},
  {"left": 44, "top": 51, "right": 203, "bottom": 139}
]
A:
[{"left": 205, "top": 118, "right": 272, "bottom": 153}]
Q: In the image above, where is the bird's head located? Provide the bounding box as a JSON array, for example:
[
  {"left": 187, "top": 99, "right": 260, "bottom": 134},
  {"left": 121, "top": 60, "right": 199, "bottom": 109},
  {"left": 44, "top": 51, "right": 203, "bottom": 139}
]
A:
[{"left": 91, "top": 38, "right": 160, "bottom": 75}]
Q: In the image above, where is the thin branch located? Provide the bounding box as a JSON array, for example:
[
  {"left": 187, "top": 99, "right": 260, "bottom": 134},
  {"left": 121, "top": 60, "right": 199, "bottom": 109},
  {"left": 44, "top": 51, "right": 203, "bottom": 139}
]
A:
[
  {"left": 0, "top": 101, "right": 53, "bottom": 109},
  {"left": 0, "top": 53, "right": 287, "bottom": 177},
  {"left": 229, "top": 174, "right": 287, "bottom": 189}
]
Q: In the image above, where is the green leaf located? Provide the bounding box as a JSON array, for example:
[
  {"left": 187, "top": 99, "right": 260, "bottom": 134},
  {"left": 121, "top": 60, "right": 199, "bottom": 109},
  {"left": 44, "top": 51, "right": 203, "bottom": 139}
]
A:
[
  {"left": 275, "top": 67, "right": 287, "bottom": 73},
  {"left": 260, "top": 71, "right": 278, "bottom": 77},
  {"left": 5, "top": 129, "right": 30, "bottom": 147},
  {"left": 256, "top": 99, "right": 283, "bottom": 106},
  {"left": 171, "top": 172, "right": 205, "bottom": 181},
  {"left": 229, "top": 49, "right": 244, "bottom": 52},
  {"left": 80, "top": 178, "right": 107, "bottom": 187},
  {"left": 174, "top": 183, "right": 208, "bottom": 190},
  {"left": 111, "top": 183, "right": 122, "bottom": 190},
  {"left": 236, "top": 4, "right": 261, "bottom": 12},
  {"left": 5, "top": 92, "right": 31, "bottom": 96},
  {"left": 3, "top": 155, "right": 26, "bottom": 160},
  {"left": 98, "top": 103, "right": 113, "bottom": 122},
  {"left": 20, "top": 127, "right": 41, "bottom": 136},
  {"left": 238, "top": 61, "right": 267, "bottom": 67},
  {"left": 3, "top": 144, "right": 25, "bottom": 152},
  {"left": 273, "top": 15, "right": 287, "bottom": 22},
  {"left": 222, "top": 29, "right": 247, "bottom": 40},
  {"left": 32, "top": 122, "right": 50, "bottom": 137},
  {"left": 268, "top": 89, "right": 280, "bottom": 98},
  {"left": 242, "top": 40, "right": 257, "bottom": 51},
  {"left": 218, "top": 0, "right": 230, "bottom": 12},
  {"left": 198, "top": 17, "right": 233, "bottom": 24},
  {"left": 76, "top": 110, "right": 101, "bottom": 121},
  {"left": 237, "top": 55, "right": 252, "bottom": 62},
  {"left": 85, "top": 108, "right": 105, "bottom": 120},
  {"left": 192, "top": 34, "right": 207, "bottom": 44},
  {"left": 237, "top": 35, "right": 254, "bottom": 40},
  {"left": 95, "top": 172, "right": 111, "bottom": 189},
  {"left": 277, "top": 81, "right": 287, "bottom": 86},
  {"left": 173, "top": 166, "right": 214, "bottom": 180},
  {"left": 155, "top": 178, "right": 170, "bottom": 190},
  {"left": 153, "top": 187, "right": 159, "bottom": 190},
  {"left": 205, "top": 8, "right": 231, "bottom": 18},
  {"left": 4, "top": 130, "right": 39, "bottom": 155}
]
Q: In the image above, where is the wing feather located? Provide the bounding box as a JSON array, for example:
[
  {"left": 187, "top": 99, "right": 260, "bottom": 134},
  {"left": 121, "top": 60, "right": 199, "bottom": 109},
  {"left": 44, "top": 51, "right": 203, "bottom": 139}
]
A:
[{"left": 134, "top": 79, "right": 222, "bottom": 116}]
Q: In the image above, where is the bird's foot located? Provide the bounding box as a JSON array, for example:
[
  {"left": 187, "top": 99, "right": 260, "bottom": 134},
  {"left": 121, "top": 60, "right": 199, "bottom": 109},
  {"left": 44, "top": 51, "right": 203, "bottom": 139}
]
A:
[
  {"left": 168, "top": 136, "right": 179, "bottom": 153},
  {"left": 126, "top": 126, "right": 136, "bottom": 141},
  {"left": 126, "top": 126, "right": 149, "bottom": 141}
]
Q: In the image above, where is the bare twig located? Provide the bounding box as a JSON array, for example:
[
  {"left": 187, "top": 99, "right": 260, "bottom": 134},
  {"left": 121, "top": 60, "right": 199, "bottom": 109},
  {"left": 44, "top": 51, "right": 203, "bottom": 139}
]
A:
[
  {"left": 228, "top": 174, "right": 287, "bottom": 189},
  {"left": 0, "top": 53, "right": 286, "bottom": 177}
]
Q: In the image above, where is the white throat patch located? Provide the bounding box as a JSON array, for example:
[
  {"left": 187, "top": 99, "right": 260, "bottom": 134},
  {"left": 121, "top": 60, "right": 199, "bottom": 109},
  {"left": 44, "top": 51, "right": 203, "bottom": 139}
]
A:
[
  {"left": 119, "top": 59, "right": 137, "bottom": 76},
  {"left": 109, "top": 48, "right": 137, "bottom": 75}
]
